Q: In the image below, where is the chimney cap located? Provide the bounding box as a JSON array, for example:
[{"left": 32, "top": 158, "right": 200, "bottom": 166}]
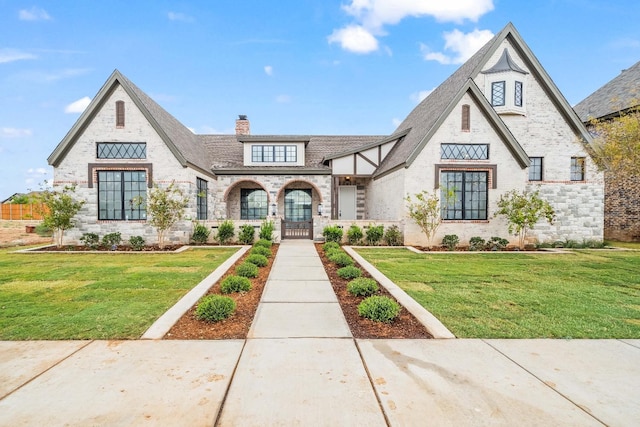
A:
[{"left": 238, "top": 114, "right": 247, "bottom": 120}]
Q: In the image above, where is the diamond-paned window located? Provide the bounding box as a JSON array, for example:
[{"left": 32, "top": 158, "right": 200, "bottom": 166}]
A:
[
  {"left": 441, "top": 144, "right": 489, "bottom": 160},
  {"left": 515, "top": 81, "right": 523, "bottom": 107},
  {"left": 97, "top": 143, "right": 146, "bottom": 159},
  {"left": 491, "top": 81, "right": 505, "bottom": 106}
]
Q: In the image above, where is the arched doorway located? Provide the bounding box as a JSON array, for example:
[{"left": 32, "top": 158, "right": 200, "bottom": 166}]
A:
[{"left": 278, "top": 180, "right": 322, "bottom": 239}]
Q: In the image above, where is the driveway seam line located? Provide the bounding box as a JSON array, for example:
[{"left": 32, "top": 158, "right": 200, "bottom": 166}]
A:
[
  {"left": 354, "top": 339, "right": 392, "bottom": 427},
  {"left": 213, "top": 338, "right": 248, "bottom": 427}
]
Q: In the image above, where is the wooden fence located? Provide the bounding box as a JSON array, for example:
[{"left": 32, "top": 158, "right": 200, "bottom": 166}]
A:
[{"left": 0, "top": 203, "right": 47, "bottom": 220}]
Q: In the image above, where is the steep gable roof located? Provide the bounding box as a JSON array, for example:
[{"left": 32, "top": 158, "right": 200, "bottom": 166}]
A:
[
  {"left": 375, "top": 22, "right": 595, "bottom": 178},
  {"left": 574, "top": 60, "right": 640, "bottom": 121},
  {"left": 48, "top": 70, "right": 213, "bottom": 175}
]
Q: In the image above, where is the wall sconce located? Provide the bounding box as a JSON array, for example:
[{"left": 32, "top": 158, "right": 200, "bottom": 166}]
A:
[
  {"left": 317, "top": 203, "right": 323, "bottom": 216},
  {"left": 271, "top": 203, "right": 277, "bottom": 216}
]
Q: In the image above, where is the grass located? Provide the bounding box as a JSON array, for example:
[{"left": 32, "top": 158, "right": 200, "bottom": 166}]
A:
[
  {"left": 356, "top": 248, "right": 640, "bottom": 339},
  {"left": 607, "top": 241, "right": 640, "bottom": 250},
  {"left": 0, "top": 247, "right": 238, "bottom": 340}
]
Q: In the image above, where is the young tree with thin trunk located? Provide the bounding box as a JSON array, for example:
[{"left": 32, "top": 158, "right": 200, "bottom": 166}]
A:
[
  {"left": 405, "top": 190, "right": 441, "bottom": 246},
  {"left": 494, "top": 189, "right": 555, "bottom": 249},
  {"left": 37, "top": 184, "right": 85, "bottom": 248},
  {"left": 145, "top": 182, "right": 189, "bottom": 249}
]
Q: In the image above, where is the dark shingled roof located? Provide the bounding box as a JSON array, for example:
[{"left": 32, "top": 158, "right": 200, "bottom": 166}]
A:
[{"left": 574, "top": 60, "right": 640, "bottom": 122}]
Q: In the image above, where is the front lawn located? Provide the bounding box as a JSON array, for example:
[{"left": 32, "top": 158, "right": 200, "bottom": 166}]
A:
[
  {"left": 356, "top": 249, "right": 640, "bottom": 338},
  {"left": 0, "top": 247, "right": 238, "bottom": 340}
]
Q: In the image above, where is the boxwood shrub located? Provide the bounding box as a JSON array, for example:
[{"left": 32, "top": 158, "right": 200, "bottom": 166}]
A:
[
  {"left": 251, "top": 246, "right": 272, "bottom": 258},
  {"left": 255, "top": 239, "right": 272, "bottom": 248},
  {"left": 246, "top": 253, "right": 268, "bottom": 267},
  {"left": 322, "top": 241, "right": 340, "bottom": 252},
  {"left": 236, "top": 261, "right": 259, "bottom": 278},
  {"left": 195, "top": 295, "right": 236, "bottom": 322},
  {"left": 328, "top": 252, "right": 354, "bottom": 267},
  {"left": 220, "top": 275, "right": 252, "bottom": 293},
  {"left": 347, "top": 277, "right": 379, "bottom": 296},
  {"left": 337, "top": 266, "right": 362, "bottom": 280},
  {"left": 357, "top": 296, "right": 400, "bottom": 323}
]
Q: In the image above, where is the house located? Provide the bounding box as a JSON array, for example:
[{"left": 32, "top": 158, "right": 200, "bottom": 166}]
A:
[
  {"left": 574, "top": 61, "right": 640, "bottom": 241},
  {"left": 48, "top": 23, "right": 603, "bottom": 246}
]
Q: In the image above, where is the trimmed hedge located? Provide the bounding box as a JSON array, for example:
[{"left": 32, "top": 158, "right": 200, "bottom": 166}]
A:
[
  {"left": 251, "top": 246, "right": 272, "bottom": 258},
  {"left": 220, "top": 275, "right": 252, "bottom": 293},
  {"left": 246, "top": 254, "right": 269, "bottom": 267},
  {"left": 236, "top": 261, "right": 259, "bottom": 278},
  {"left": 337, "top": 266, "right": 362, "bottom": 280},
  {"left": 195, "top": 295, "right": 236, "bottom": 322},
  {"left": 255, "top": 239, "right": 273, "bottom": 248},
  {"left": 357, "top": 296, "right": 400, "bottom": 323},
  {"left": 347, "top": 277, "right": 379, "bottom": 296},
  {"left": 328, "top": 252, "right": 354, "bottom": 267},
  {"left": 323, "top": 241, "right": 340, "bottom": 252}
]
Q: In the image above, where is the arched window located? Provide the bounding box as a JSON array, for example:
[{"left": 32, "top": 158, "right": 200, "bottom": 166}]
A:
[
  {"left": 461, "top": 104, "right": 470, "bottom": 131},
  {"left": 116, "top": 101, "right": 125, "bottom": 127}
]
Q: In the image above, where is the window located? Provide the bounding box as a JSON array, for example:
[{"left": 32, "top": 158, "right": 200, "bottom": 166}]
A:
[
  {"left": 116, "top": 101, "right": 125, "bottom": 127},
  {"left": 514, "top": 81, "right": 523, "bottom": 107},
  {"left": 197, "top": 178, "right": 208, "bottom": 220},
  {"left": 241, "top": 189, "right": 268, "bottom": 220},
  {"left": 571, "top": 157, "right": 586, "bottom": 181},
  {"left": 461, "top": 104, "right": 470, "bottom": 131},
  {"left": 491, "top": 81, "right": 505, "bottom": 106},
  {"left": 98, "top": 171, "right": 146, "bottom": 220},
  {"left": 441, "top": 144, "right": 489, "bottom": 160},
  {"left": 97, "top": 143, "right": 146, "bottom": 159},
  {"left": 285, "top": 189, "right": 312, "bottom": 221},
  {"left": 529, "top": 157, "right": 543, "bottom": 181},
  {"left": 251, "top": 145, "right": 297, "bottom": 163},
  {"left": 440, "top": 171, "right": 488, "bottom": 220}
]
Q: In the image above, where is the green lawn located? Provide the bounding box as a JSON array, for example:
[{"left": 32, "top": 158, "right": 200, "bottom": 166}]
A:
[
  {"left": 0, "top": 247, "right": 238, "bottom": 340},
  {"left": 356, "top": 248, "right": 640, "bottom": 338}
]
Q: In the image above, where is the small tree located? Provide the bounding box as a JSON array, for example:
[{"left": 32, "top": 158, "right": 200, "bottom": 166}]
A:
[
  {"left": 494, "top": 189, "right": 555, "bottom": 249},
  {"left": 37, "top": 184, "right": 85, "bottom": 248},
  {"left": 589, "top": 109, "right": 640, "bottom": 176},
  {"left": 405, "top": 190, "right": 441, "bottom": 246},
  {"left": 146, "top": 182, "right": 189, "bottom": 249}
]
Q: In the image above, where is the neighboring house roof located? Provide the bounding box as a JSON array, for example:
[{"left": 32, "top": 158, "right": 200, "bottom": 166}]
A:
[
  {"left": 48, "top": 70, "right": 214, "bottom": 175},
  {"left": 574, "top": 60, "right": 640, "bottom": 121},
  {"left": 375, "top": 22, "right": 595, "bottom": 178}
]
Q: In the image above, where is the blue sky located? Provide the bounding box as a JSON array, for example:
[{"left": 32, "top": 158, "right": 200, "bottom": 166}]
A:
[{"left": 2, "top": 0, "right": 640, "bottom": 201}]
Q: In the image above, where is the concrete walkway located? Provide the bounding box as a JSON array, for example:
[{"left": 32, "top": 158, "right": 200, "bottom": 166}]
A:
[{"left": 1, "top": 240, "right": 639, "bottom": 426}]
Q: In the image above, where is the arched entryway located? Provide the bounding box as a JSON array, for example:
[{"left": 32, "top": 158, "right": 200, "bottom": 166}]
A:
[
  {"left": 224, "top": 180, "right": 270, "bottom": 220},
  {"left": 277, "top": 180, "right": 323, "bottom": 239}
]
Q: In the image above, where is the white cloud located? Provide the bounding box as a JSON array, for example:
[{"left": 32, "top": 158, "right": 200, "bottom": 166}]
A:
[
  {"left": 264, "top": 65, "right": 273, "bottom": 76},
  {"left": 410, "top": 88, "right": 435, "bottom": 104},
  {"left": 25, "top": 166, "right": 52, "bottom": 188},
  {"left": 331, "top": 0, "right": 494, "bottom": 53},
  {"left": 168, "top": 12, "right": 194, "bottom": 22},
  {"left": 23, "top": 68, "right": 91, "bottom": 83},
  {"left": 328, "top": 25, "right": 379, "bottom": 54},
  {"left": 19, "top": 6, "right": 51, "bottom": 21},
  {"left": 1, "top": 128, "right": 32, "bottom": 138},
  {"left": 275, "top": 94, "right": 292, "bottom": 103},
  {"left": 65, "top": 96, "right": 91, "bottom": 114},
  {"left": 0, "top": 48, "right": 37, "bottom": 63},
  {"left": 422, "top": 28, "right": 494, "bottom": 64}
]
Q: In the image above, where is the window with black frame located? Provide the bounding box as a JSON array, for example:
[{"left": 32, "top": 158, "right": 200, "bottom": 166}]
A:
[
  {"left": 240, "top": 189, "right": 268, "bottom": 220},
  {"left": 571, "top": 157, "right": 586, "bottom": 181},
  {"left": 440, "top": 171, "right": 488, "bottom": 220},
  {"left": 529, "top": 157, "right": 543, "bottom": 181},
  {"left": 97, "top": 170, "right": 147, "bottom": 220},
  {"left": 284, "top": 189, "right": 312, "bottom": 221},
  {"left": 197, "top": 178, "right": 208, "bottom": 220}
]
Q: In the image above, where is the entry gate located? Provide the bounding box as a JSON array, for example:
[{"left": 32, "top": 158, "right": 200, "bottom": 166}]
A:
[{"left": 281, "top": 219, "right": 313, "bottom": 239}]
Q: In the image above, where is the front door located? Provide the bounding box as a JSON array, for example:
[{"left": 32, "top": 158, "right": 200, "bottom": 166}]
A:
[
  {"left": 338, "top": 186, "right": 356, "bottom": 220},
  {"left": 282, "top": 189, "right": 313, "bottom": 239}
]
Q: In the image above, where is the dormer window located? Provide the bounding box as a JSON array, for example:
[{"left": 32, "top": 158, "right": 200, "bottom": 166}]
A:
[
  {"left": 482, "top": 48, "right": 528, "bottom": 114},
  {"left": 116, "top": 101, "right": 125, "bottom": 127}
]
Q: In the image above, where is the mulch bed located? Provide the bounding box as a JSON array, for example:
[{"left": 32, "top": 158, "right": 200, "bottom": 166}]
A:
[{"left": 315, "top": 244, "right": 432, "bottom": 339}]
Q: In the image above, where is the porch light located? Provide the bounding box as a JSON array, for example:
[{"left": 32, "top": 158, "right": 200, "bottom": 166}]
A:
[
  {"left": 271, "top": 203, "right": 277, "bottom": 216},
  {"left": 317, "top": 203, "right": 323, "bottom": 216}
]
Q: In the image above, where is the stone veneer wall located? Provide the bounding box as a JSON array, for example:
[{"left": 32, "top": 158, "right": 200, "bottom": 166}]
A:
[{"left": 604, "top": 173, "right": 640, "bottom": 241}]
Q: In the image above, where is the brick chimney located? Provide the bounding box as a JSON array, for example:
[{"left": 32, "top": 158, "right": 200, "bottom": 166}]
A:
[{"left": 235, "top": 115, "right": 250, "bottom": 135}]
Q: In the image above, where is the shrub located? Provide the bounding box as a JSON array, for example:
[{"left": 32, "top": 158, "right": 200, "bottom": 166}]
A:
[
  {"left": 442, "top": 234, "right": 459, "bottom": 251},
  {"left": 215, "top": 220, "right": 235, "bottom": 245},
  {"left": 129, "top": 235, "right": 145, "bottom": 251},
  {"left": 220, "top": 275, "right": 252, "bottom": 293},
  {"left": 468, "top": 236, "right": 486, "bottom": 251},
  {"left": 325, "top": 248, "right": 343, "bottom": 259},
  {"left": 323, "top": 225, "right": 343, "bottom": 243},
  {"left": 346, "top": 224, "right": 363, "bottom": 245},
  {"left": 383, "top": 225, "right": 403, "bottom": 246},
  {"left": 328, "top": 251, "right": 354, "bottom": 267},
  {"left": 337, "top": 265, "right": 362, "bottom": 280},
  {"left": 34, "top": 223, "right": 53, "bottom": 237},
  {"left": 238, "top": 225, "right": 255, "bottom": 245},
  {"left": 486, "top": 236, "right": 509, "bottom": 251},
  {"left": 191, "top": 222, "right": 210, "bottom": 244},
  {"left": 323, "top": 241, "right": 340, "bottom": 252},
  {"left": 246, "top": 254, "right": 268, "bottom": 267},
  {"left": 195, "top": 295, "right": 236, "bottom": 322},
  {"left": 259, "top": 219, "right": 275, "bottom": 241},
  {"left": 347, "top": 277, "right": 379, "bottom": 296},
  {"left": 80, "top": 232, "right": 100, "bottom": 249},
  {"left": 236, "top": 261, "right": 259, "bottom": 278},
  {"left": 255, "top": 239, "right": 272, "bottom": 248},
  {"left": 102, "top": 232, "right": 122, "bottom": 248},
  {"left": 358, "top": 296, "right": 400, "bottom": 323},
  {"left": 365, "top": 224, "right": 384, "bottom": 246},
  {"left": 251, "top": 245, "right": 272, "bottom": 258}
]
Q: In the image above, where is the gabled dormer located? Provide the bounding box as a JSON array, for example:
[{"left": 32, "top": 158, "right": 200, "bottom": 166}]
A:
[
  {"left": 481, "top": 48, "right": 528, "bottom": 115},
  {"left": 239, "top": 136, "right": 307, "bottom": 167}
]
